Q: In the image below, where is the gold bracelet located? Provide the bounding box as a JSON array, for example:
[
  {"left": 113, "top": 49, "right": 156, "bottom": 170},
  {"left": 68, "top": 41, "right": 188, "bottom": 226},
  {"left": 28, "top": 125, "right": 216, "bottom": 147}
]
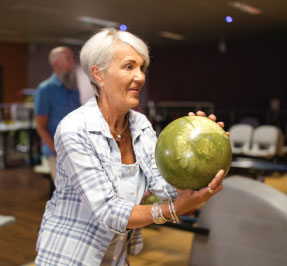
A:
[{"left": 168, "top": 200, "right": 179, "bottom": 224}]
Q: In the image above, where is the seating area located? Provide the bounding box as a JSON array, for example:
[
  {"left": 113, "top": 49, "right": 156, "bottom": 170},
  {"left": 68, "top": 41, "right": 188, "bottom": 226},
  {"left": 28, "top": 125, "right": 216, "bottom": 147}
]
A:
[{"left": 229, "top": 123, "right": 286, "bottom": 160}]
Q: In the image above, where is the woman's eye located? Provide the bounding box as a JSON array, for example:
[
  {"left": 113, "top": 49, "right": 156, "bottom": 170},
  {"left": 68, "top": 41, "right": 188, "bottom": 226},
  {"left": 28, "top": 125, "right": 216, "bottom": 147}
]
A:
[
  {"left": 141, "top": 66, "right": 146, "bottom": 73},
  {"left": 125, "top": 64, "right": 133, "bottom": 70}
]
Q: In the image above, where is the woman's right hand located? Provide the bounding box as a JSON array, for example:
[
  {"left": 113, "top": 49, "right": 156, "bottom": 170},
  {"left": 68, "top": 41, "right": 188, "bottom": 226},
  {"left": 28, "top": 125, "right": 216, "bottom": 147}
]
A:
[{"left": 173, "top": 169, "right": 225, "bottom": 216}]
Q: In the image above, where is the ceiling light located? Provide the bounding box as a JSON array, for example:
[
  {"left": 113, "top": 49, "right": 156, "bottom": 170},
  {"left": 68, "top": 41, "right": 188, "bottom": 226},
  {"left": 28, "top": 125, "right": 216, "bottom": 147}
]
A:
[
  {"left": 120, "top": 24, "right": 128, "bottom": 31},
  {"left": 78, "top": 16, "right": 119, "bottom": 28},
  {"left": 159, "top": 31, "right": 185, "bottom": 41},
  {"left": 229, "top": 2, "right": 262, "bottom": 15},
  {"left": 60, "top": 38, "right": 85, "bottom": 45},
  {"left": 225, "top": 16, "right": 233, "bottom": 23}
]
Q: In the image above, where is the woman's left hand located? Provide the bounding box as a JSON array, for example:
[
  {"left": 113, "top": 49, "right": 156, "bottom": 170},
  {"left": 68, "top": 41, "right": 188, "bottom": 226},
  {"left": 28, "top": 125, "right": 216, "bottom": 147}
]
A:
[{"left": 188, "top": 110, "right": 229, "bottom": 136}]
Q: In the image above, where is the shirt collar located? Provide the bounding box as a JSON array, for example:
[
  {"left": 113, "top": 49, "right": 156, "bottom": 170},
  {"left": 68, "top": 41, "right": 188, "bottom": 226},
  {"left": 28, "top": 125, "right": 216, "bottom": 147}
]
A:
[
  {"left": 84, "top": 97, "right": 152, "bottom": 138},
  {"left": 51, "top": 73, "right": 63, "bottom": 87}
]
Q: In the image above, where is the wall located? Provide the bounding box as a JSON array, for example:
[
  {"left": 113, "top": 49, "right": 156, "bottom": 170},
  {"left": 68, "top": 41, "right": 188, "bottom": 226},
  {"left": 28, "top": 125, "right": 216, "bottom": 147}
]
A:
[
  {"left": 0, "top": 42, "right": 28, "bottom": 103},
  {"left": 1, "top": 38, "right": 286, "bottom": 120},
  {"left": 149, "top": 39, "right": 287, "bottom": 110}
]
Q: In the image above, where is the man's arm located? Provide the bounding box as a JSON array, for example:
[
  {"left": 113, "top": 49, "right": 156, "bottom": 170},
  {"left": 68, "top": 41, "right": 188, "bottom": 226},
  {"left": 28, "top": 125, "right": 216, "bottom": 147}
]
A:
[{"left": 36, "top": 115, "right": 56, "bottom": 154}]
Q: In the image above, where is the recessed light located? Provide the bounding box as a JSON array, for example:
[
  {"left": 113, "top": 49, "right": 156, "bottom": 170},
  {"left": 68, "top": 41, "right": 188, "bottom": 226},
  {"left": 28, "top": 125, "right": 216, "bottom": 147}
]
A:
[
  {"left": 120, "top": 24, "right": 128, "bottom": 31},
  {"left": 61, "top": 38, "right": 85, "bottom": 45},
  {"left": 225, "top": 16, "right": 233, "bottom": 23},
  {"left": 229, "top": 2, "right": 262, "bottom": 15},
  {"left": 78, "top": 16, "right": 119, "bottom": 28},
  {"left": 159, "top": 31, "right": 185, "bottom": 41}
]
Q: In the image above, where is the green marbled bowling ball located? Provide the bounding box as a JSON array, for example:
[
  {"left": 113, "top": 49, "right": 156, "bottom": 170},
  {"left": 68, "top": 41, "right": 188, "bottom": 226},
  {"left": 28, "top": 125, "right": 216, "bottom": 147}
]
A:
[
  {"left": 155, "top": 116, "right": 232, "bottom": 190},
  {"left": 144, "top": 194, "right": 159, "bottom": 205}
]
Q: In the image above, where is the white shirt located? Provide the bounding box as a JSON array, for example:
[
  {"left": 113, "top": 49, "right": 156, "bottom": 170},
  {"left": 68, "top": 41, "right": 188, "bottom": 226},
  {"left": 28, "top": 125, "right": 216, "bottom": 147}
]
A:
[{"left": 102, "top": 162, "right": 146, "bottom": 265}]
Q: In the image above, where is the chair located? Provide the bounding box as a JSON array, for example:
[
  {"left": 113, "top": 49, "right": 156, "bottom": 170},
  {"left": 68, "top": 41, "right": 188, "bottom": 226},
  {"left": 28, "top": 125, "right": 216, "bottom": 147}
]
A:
[
  {"left": 189, "top": 176, "right": 287, "bottom": 266},
  {"left": 245, "top": 125, "right": 284, "bottom": 159},
  {"left": 229, "top": 124, "right": 254, "bottom": 155}
]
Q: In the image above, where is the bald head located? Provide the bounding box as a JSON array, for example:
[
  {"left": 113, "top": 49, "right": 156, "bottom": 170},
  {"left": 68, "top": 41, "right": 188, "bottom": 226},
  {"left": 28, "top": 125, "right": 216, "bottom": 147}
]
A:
[
  {"left": 48, "top": 46, "right": 76, "bottom": 74},
  {"left": 48, "top": 46, "right": 77, "bottom": 89}
]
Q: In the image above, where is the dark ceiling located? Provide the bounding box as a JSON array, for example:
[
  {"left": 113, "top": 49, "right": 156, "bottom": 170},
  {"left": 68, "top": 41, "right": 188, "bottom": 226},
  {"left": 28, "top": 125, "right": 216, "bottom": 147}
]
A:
[{"left": 1, "top": 0, "right": 287, "bottom": 47}]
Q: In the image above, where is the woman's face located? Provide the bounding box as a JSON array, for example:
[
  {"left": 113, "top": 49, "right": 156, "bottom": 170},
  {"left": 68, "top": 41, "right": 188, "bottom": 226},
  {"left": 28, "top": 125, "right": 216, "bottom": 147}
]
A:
[{"left": 97, "top": 41, "right": 146, "bottom": 111}]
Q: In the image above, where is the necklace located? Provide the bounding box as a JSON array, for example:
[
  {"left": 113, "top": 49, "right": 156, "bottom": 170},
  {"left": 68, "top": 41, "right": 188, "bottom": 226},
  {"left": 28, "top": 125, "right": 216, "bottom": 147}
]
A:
[{"left": 109, "top": 116, "right": 129, "bottom": 142}]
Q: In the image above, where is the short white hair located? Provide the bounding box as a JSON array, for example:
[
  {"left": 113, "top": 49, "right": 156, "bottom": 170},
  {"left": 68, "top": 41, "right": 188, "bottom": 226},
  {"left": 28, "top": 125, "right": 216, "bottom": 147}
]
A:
[{"left": 80, "top": 28, "right": 150, "bottom": 95}]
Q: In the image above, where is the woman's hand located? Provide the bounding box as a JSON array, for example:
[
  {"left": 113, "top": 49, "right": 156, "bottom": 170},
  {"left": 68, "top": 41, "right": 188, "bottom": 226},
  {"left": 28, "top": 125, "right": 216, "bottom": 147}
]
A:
[
  {"left": 188, "top": 110, "right": 229, "bottom": 136},
  {"left": 128, "top": 170, "right": 224, "bottom": 229},
  {"left": 173, "top": 169, "right": 225, "bottom": 215}
]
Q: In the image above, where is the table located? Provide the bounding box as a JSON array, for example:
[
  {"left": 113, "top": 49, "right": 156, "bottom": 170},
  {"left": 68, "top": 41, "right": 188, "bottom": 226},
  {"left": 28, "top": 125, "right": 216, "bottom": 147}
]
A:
[
  {"left": 0, "top": 121, "right": 38, "bottom": 169},
  {"left": 230, "top": 156, "right": 287, "bottom": 179}
]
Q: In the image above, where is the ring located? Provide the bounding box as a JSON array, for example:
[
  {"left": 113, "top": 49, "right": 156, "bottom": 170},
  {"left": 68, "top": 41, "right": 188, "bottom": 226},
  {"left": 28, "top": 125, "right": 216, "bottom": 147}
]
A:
[{"left": 208, "top": 187, "right": 216, "bottom": 194}]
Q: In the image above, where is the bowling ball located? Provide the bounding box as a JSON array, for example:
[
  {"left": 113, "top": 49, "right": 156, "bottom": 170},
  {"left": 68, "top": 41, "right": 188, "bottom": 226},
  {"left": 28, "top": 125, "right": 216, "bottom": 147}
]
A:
[
  {"left": 155, "top": 116, "right": 232, "bottom": 190},
  {"left": 144, "top": 194, "right": 159, "bottom": 205}
]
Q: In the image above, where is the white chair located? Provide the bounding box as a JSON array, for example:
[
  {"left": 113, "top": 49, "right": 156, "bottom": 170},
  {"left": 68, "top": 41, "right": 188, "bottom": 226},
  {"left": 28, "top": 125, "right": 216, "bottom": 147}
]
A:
[
  {"left": 245, "top": 125, "right": 284, "bottom": 159},
  {"left": 189, "top": 176, "right": 287, "bottom": 266},
  {"left": 229, "top": 124, "right": 254, "bottom": 155}
]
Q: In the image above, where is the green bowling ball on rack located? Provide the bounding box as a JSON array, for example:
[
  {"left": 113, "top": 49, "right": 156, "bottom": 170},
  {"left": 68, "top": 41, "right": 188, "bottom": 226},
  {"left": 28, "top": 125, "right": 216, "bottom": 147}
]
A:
[{"left": 155, "top": 116, "right": 232, "bottom": 190}]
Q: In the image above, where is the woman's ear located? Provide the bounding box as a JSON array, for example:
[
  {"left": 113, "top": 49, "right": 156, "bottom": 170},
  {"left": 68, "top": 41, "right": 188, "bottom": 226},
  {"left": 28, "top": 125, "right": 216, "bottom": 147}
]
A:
[{"left": 91, "top": 65, "right": 103, "bottom": 85}]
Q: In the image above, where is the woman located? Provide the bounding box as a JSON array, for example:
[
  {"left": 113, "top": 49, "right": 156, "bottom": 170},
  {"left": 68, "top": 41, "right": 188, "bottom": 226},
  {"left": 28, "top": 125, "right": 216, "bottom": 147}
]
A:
[{"left": 35, "top": 28, "right": 225, "bottom": 266}]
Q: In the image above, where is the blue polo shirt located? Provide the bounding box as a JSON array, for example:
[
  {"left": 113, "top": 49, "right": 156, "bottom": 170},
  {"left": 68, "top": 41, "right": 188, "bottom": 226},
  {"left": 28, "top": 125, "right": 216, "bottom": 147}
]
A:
[{"left": 35, "top": 74, "right": 81, "bottom": 157}]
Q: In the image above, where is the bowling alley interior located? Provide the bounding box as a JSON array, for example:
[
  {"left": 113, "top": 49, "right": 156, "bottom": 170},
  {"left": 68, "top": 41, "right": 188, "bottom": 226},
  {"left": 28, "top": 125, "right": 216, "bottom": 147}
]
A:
[{"left": 0, "top": 1, "right": 287, "bottom": 266}]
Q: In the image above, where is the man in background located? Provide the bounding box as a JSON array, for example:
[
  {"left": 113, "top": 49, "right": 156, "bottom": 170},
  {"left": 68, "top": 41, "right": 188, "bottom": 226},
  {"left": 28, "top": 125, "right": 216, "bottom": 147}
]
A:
[{"left": 35, "top": 46, "right": 81, "bottom": 182}]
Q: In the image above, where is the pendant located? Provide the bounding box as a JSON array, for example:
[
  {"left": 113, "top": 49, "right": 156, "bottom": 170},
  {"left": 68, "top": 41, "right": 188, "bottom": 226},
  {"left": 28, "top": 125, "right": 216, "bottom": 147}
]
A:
[{"left": 116, "top": 134, "right": 121, "bottom": 141}]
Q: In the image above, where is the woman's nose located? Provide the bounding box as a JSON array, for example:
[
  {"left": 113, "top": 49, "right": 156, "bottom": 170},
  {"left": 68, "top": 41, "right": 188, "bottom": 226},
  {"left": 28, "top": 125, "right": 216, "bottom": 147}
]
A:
[{"left": 134, "top": 69, "right": 145, "bottom": 83}]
